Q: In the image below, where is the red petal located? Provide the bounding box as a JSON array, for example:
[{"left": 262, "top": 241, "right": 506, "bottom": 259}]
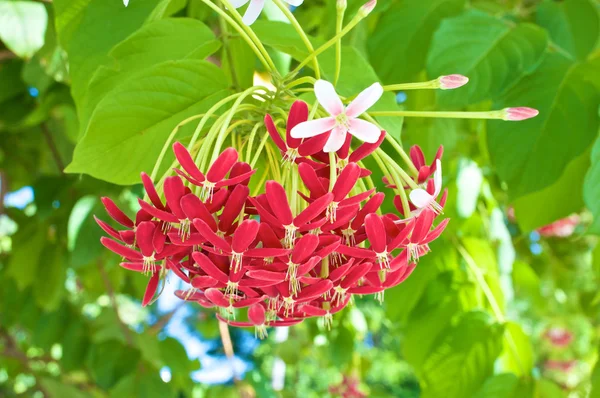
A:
[
  {"left": 219, "top": 185, "right": 249, "bottom": 232},
  {"left": 206, "top": 188, "right": 230, "bottom": 213},
  {"left": 191, "top": 275, "right": 220, "bottom": 288},
  {"left": 341, "top": 262, "right": 373, "bottom": 289},
  {"left": 388, "top": 219, "right": 415, "bottom": 250},
  {"left": 167, "top": 260, "right": 190, "bottom": 283},
  {"left": 413, "top": 210, "right": 435, "bottom": 243},
  {"left": 142, "top": 272, "right": 160, "bottom": 306},
  {"left": 245, "top": 269, "right": 286, "bottom": 282},
  {"left": 245, "top": 247, "right": 290, "bottom": 258},
  {"left": 300, "top": 304, "right": 327, "bottom": 317},
  {"left": 298, "top": 162, "right": 327, "bottom": 197},
  {"left": 265, "top": 114, "right": 287, "bottom": 152},
  {"left": 205, "top": 288, "right": 229, "bottom": 307},
  {"left": 339, "top": 189, "right": 374, "bottom": 208},
  {"left": 228, "top": 162, "right": 252, "bottom": 187},
  {"left": 248, "top": 197, "right": 282, "bottom": 229},
  {"left": 296, "top": 279, "right": 333, "bottom": 301},
  {"left": 173, "top": 142, "right": 205, "bottom": 183},
  {"left": 135, "top": 221, "right": 155, "bottom": 257},
  {"left": 297, "top": 256, "right": 321, "bottom": 275},
  {"left": 286, "top": 101, "right": 308, "bottom": 148},
  {"left": 215, "top": 169, "right": 257, "bottom": 189},
  {"left": 248, "top": 303, "right": 266, "bottom": 325},
  {"left": 298, "top": 133, "right": 330, "bottom": 157},
  {"left": 291, "top": 234, "right": 319, "bottom": 264},
  {"left": 332, "top": 163, "right": 360, "bottom": 202},
  {"left": 294, "top": 192, "right": 333, "bottom": 227},
  {"left": 141, "top": 172, "right": 165, "bottom": 209},
  {"left": 137, "top": 198, "right": 179, "bottom": 223},
  {"left": 207, "top": 148, "right": 238, "bottom": 183},
  {"left": 336, "top": 134, "right": 353, "bottom": 159},
  {"left": 94, "top": 216, "right": 123, "bottom": 241},
  {"left": 180, "top": 193, "right": 217, "bottom": 231},
  {"left": 101, "top": 197, "right": 133, "bottom": 228},
  {"left": 349, "top": 130, "right": 386, "bottom": 163},
  {"left": 164, "top": 176, "right": 186, "bottom": 219},
  {"left": 364, "top": 214, "right": 386, "bottom": 253},
  {"left": 120, "top": 262, "right": 159, "bottom": 273},
  {"left": 231, "top": 219, "right": 260, "bottom": 253},
  {"left": 266, "top": 181, "right": 293, "bottom": 225},
  {"left": 193, "top": 219, "right": 231, "bottom": 252},
  {"left": 336, "top": 244, "right": 375, "bottom": 259},
  {"left": 258, "top": 223, "right": 283, "bottom": 248},
  {"left": 410, "top": 145, "right": 426, "bottom": 169},
  {"left": 351, "top": 192, "right": 384, "bottom": 230},
  {"left": 422, "top": 218, "right": 450, "bottom": 244},
  {"left": 328, "top": 259, "right": 355, "bottom": 282},
  {"left": 100, "top": 237, "right": 142, "bottom": 260}
]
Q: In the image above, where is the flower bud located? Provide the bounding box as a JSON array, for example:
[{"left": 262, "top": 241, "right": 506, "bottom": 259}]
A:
[
  {"left": 358, "top": 0, "right": 376, "bottom": 17},
  {"left": 503, "top": 107, "right": 539, "bottom": 121},
  {"left": 438, "top": 74, "right": 469, "bottom": 90},
  {"left": 337, "top": 0, "right": 347, "bottom": 11}
]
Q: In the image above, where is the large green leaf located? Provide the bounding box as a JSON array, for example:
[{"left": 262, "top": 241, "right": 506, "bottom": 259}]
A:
[
  {"left": 420, "top": 311, "right": 504, "bottom": 398},
  {"left": 53, "top": 0, "right": 162, "bottom": 107},
  {"left": 427, "top": 10, "right": 548, "bottom": 106},
  {"left": 487, "top": 53, "right": 600, "bottom": 200},
  {"left": 367, "top": 0, "right": 465, "bottom": 84},
  {"left": 514, "top": 146, "right": 590, "bottom": 231},
  {"left": 584, "top": 135, "right": 600, "bottom": 234},
  {"left": 536, "top": 0, "right": 600, "bottom": 61},
  {"left": 0, "top": 1, "right": 48, "bottom": 58},
  {"left": 253, "top": 21, "right": 403, "bottom": 139},
  {"left": 79, "top": 18, "right": 221, "bottom": 136},
  {"left": 65, "top": 60, "right": 229, "bottom": 184},
  {"left": 473, "top": 374, "right": 532, "bottom": 398}
]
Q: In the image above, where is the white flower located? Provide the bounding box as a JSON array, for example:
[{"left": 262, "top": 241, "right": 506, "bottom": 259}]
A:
[
  {"left": 290, "top": 80, "right": 383, "bottom": 153},
  {"left": 231, "top": 0, "right": 304, "bottom": 25},
  {"left": 123, "top": 0, "right": 129, "bottom": 6},
  {"left": 409, "top": 159, "right": 443, "bottom": 214}
]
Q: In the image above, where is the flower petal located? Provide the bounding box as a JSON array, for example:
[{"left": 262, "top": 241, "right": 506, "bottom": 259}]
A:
[
  {"left": 294, "top": 192, "right": 333, "bottom": 226},
  {"left": 180, "top": 194, "right": 217, "bottom": 231},
  {"left": 348, "top": 118, "right": 381, "bottom": 143},
  {"left": 141, "top": 172, "right": 164, "bottom": 209},
  {"left": 101, "top": 197, "right": 133, "bottom": 228},
  {"left": 364, "top": 214, "right": 386, "bottom": 253},
  {"left": 242, "top": 0, "right": 265, "bottom": 25},
  {"left": 290, "top": 117, "right": 336, "bottom": 139},
  {"left": 100, "top": 237, "right": 142, "bottom": 261},
  {"left": 164, "top": 176, "right": 186, "bottom": 219},
  {"left": 323, "top": 126, "right": 347, "bottom": 153},
  {"left": 248, "top": 303, "right": 266, "bottom": 325},
  {"left": 345, "top": 82, "right": 383, "bottom": 118},
  {"left": 173, "top": 142, "right": 205, "bottom": 183},
  {"left": 332, "top": 163, "right": 360, "bottom": 202},
  {"left": 219, "top": 184, "right": 249, "bottom": 232},
  {"left": 135, "top": 221, "right": 155, "bottom": 257},
  {"left": 192, "top": 252, "right": 229, "bottom": 283},
  {"left": 291, "top": 234, "right": 319, "bottom": 264},
  {"left": 409, "top": 188, "right": 434, "bottom": 209},
  {"left": 207, "top": 148, "right": 238, "bottom": 183},
  {"left": 286, "top": 100, "right": 308, "bottom": 148},
  {"left": 264, "top": 114, "right": 287, "bottom": 152},
  {"left": 265, "top": 181, "right": 293, "bottom": 225},
  {"left": 314, "top": 80, "right": 344, "bottom": 116},
  {"left": 142, "top": 272, "right": 160, "bottom": 306},
  {"left": 231, "top": 219, "right": 260, "bottom": 253},
  {"left": 193, "top": 219, "right": 231, "bottom": 252}
]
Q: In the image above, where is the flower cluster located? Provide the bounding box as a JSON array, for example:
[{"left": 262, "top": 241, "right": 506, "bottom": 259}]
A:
[{"left": 96, "top": 99, "right": 449, "bottom": 337}]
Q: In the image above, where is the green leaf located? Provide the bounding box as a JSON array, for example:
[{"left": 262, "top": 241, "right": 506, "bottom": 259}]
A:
[
  {"left": 473, "top": 374, "right": 532, "bottom": 398},
  {"left": 500, "top": 322, "right": 534, "bottom": 377},
  {"left": 584, "top": 135, "right": 600, "bottom": 234},
  {"left": 65, "top": 60, "right": 229, "bottom": 184},
  {"left": 41, "top": 378, "right": 91, "bottom": 398},
  {"left": 420, "top": 311, "right": 504, "bottom": 398},
  {"left": 367, "top": 0, "right": 466, "bottom": 84},
  {"left": 514, "top": 146, "right": 590, "bottom": 231},
  {"left": 53, "top": 0, "right": 162, "bottom": 107},
  {"left": 79, "top": 18, "right": 221, "bottom": 134},
  {"left": 487, "top": 53, "right": 600, "bottom": 200},
  {"left": 6, "top": 223, "right": 46, "bottom": 290},
  {"left": 87, "top": 340, "right": 141, "bottom": 390},
  {"left": 0, "top": 1, "right": 48, "bottom": 58},
  {"left": 0, "top": 60, "right": 26, "bottom": 104},
  {"left": 427, "top": 10, "right": 548, "bottom": 106},
  {"left": 61, "top": 320, "right": 91, "bottom": 372},
  {"left": 536, "top": 0, "right": 600, "bottom": 61},
  {"left": 34, "top": 242, "right": 66, "bottom": 311}
]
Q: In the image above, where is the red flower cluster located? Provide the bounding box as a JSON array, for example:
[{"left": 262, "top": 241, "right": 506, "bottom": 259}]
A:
[
  {"left": 96, "top": 100, "right": 449, "bottom": 337},
  {"left": 329, "top": 374, "right": 367, "bottom": 398}
]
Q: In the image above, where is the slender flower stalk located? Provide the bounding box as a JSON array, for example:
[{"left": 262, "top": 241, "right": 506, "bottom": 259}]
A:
[
  {"left": 369, "top": 108, "right": 539, "bottom": 120},
  {"left": 382, "top": 74, "right": 469, "bottom": 91},
  {"left": 334, "top": 0, "right": 347, "bottom": 85}
]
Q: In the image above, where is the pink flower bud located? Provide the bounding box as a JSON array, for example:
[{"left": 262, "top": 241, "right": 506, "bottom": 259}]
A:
[
  {"left": 337, "top": 0, "right": 347, "bottom": 10},
  {"left": 438, "top": 74, "right": 469, "bottom": 90},
  {"left": 503, "top": 107, "right": 539, "bottom": 121},
  {"left": 359, "top": 0, "right": 376, "bottom": 16}
]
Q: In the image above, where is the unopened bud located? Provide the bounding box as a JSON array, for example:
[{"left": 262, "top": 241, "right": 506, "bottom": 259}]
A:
[
  {"left": 359, "top": 0, "right": 376, "bottom": 17},
  {"left": 337, "top": 0, "right": 347, "bottom": 11},
  {"left": 438, "top": 74, "right": 469, "bottom": 90},
  {"left": 503, "top": 107, "right": 539, "bottom": 121}
]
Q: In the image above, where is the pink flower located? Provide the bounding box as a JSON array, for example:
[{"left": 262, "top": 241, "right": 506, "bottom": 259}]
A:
[
  {"left": 231, "top": 0, "right": 304, "bottom": 25},
  {"left": 537, "top": 215, "right": 579, "bottom": 238},
  {"left": 409, "top": 159, "right": 443, "bottom": 214},
  {"left": 503, "top": 107, "right": 539, "bottom": 121},
  {"left": 291, "top": 80, "right": 383, "bottom": 153},
  {"left": 438, "top": 74, "right": 469, "bottom": 90},
  {"left": 544, "top": 327, "right": 574, "bottom": 347}
]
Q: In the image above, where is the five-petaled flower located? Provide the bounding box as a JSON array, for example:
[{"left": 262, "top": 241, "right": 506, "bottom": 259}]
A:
[
  {"left": 291, "top": 80, "right": 383, "bottom": 153},
  {"left": 231, "top": 0, "right": 304, "bottom": 25}
]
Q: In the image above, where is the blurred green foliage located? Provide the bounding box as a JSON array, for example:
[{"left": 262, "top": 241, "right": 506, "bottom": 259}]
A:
[{"left": 0, "top": 0, "right": 599, "bottom": 397}]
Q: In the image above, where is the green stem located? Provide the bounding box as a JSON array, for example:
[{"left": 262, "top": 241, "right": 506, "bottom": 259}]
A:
[
  {"left": 218, "top": 0, "right": 239, "bottom": 90},
  {"left": 285, "top": 76, "right": 316, "bottom": 89},
  {"left": 288, "top": 12, "right": 366, "bottom": 78},
  {"left": 250, "top": 129, "right": 271, "bottom": 168},
  {"left": 369, "top": 110, "right": 505, "bottom": 119},
  {"left": 245, "top": 122, "right": 262, "bottom": 164},
  {"left": 272, "top": 0, "right": 320, "bottom": 79},
  {"left": 456, "top": 242, "right": 526, "bottom": 376},
  {"left": 187, "top": 93, "right": 243, "bottom": 151},
  {"left": 200, "top": 0, "right": 273, "bottom": 71},
  {"left": 382, "top": 79, "right": 440, "bottom": 91},
  {"left": 220, "top": 0, "right": 279, "bottom": 73},
  {"left": 328, "top": 152, "right": 337, "bottom": 191},
  {"left": 334, "top": 2, "right": 346, "bottom": 85},
  {"left": 378, "top": 150, "right": 420, "bottom": 190},
  {"left": 291, "top": 164, "right": 299, "bottom": 214}
]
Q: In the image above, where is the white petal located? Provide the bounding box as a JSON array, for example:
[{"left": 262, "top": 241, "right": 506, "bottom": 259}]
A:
[
  {"left": 314, "top": 80, "right": 344, "bottom": 116},
  {"left": 242, "top": 0, "right": 265, "bottom": 25},
  {"left": 230, "top": 0, "right": 250, "bottom": 7},
  {"left": 348, "top": 118, "right": 381, "bottom": 143},
  {"left": 434, "top": 159, "right": 442, "bottom": 196},
  {"left": 323, "top": 127, "right": 347, "bottom": 153},
  {"left": 409, "top": 189, "right": 434, "bottom": 209},
  {"left": 123, "top": 0, "right": 129, "bottom": 6},
  {"left": 285, "top": 0, "right": 304, "bottom": 6},
  {"left": 290, "top": 117, "right": 336, "bottom": 138},
  {"left": 345, "top": 82, "right": 383, "bottom": 118}
]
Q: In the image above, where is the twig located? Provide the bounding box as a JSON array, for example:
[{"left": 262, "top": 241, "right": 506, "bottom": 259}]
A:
[
  {"left": 0, "top": 50, "right": 16, "bottom": 62},
  {"left": 218, "top": 319, "right": 239, "bottom": 382},
  {"left": 0, "top": 171, "right": 7, "bottom": 215},
  {"left": 96, "top": 260, "right": 135, "bottom": 346},
  {"left": 40, "top": 123, "right": 65, "bottom": 174},
  {"left": 149, "top": 302, "right": 186, "bottom": 333}
]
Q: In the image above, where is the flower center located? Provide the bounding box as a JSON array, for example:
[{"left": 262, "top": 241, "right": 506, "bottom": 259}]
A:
[
  {"left": 335, "top": 112, "right": 351, "bottom": 130},
  {"left": 142, "top": 253, "right": 156, "bottom": 275}
]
